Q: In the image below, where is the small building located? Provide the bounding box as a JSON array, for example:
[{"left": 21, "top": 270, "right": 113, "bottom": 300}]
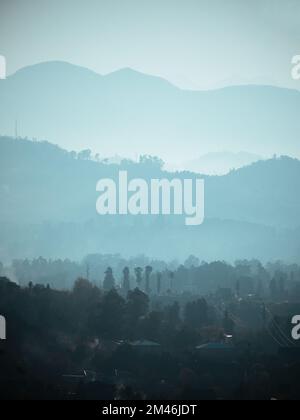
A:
[{"left": 128, "top": 340, "right": 161, "bottom": 354}]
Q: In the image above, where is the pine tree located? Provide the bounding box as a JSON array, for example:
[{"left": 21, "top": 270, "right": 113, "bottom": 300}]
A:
[{"left": 103, "top": 267, "right": 115, "bottom": 291}]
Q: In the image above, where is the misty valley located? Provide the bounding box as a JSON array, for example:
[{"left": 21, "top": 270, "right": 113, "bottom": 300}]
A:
[
  {"left": 0, "top": 135, "right": 300, "bottom": 400},
  {"left": 1, "top": 136, "right": 300, "bottom": 263},
  {"left": 1, "top": 21, "right": 300, "bottom": 401}
]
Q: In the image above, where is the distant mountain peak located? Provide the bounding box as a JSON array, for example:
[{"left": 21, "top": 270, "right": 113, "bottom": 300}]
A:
[
  {"left": 1, "top": 61, "right": 300, "bottom": 161},
  {"left": 183, "top": 151, "right": 264, "bottom": 175},
  {"left": 10, "top": 61, "right": 101, "bottom": 82},
  {"left": 7, "top": 61, "right": 177, "bottom": 91},
  {"left": 103, "top": 66, "right": 176, "bottom": 88}
]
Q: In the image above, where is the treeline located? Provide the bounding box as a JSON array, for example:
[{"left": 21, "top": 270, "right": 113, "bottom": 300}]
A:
[
  {"left": 0, "top": 275, "right": 216, "bottom": 347},
  {"left": 3, "top": 256, "right": 300, "bottom": 299},
  {"left": 1, "top": 266, "right": 300, "bottom": 399},
  {"left": 0, "top": 274, "right": 215, "bottom": 399}
]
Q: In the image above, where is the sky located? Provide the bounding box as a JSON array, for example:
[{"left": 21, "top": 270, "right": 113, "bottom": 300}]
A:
[{"left": 0, "top": 0, "right": 300, "bottom": 90}]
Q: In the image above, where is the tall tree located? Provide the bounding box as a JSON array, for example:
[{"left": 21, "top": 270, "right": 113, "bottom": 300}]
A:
[
  {"left": 103, "top": 267, "right": 115, "bottom": 291},
  {"left": 122, "top": 267, "right": 130, "bottom": 294},
  {"left": 169, "top": 271, "right": 175, "bottom": 292},
  {"left": 96, "top": 289, "right": 125, "bottom": 339},
  {"left": 145, "top": 266, "right": 153, "bottom": 295},
  {"left": 126, "top": 288, "right": 149, "bottom": 321},
  {"left": 157, "top": 272, "right": 162, "bottom": 295},
  {"left": 134, "top": 267, "right": 143, "bottom": 289}
]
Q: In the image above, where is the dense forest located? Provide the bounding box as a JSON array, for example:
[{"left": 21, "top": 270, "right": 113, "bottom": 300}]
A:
[{"left": 1, "top": 257, "right": 300, "bottom": 400}]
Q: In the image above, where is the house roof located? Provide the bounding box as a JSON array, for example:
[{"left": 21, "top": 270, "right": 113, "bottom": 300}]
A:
[
  {"left": 130, "top": 340, "right": 161, "bottom": 347},
  {"left": 195, "top": 342, "right": 234, "bottom": 350}
]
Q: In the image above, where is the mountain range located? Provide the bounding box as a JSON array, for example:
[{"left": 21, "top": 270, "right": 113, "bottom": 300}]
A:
[
  {"left": 0, "top": 61, "right": 300, "bottom": 164},
  {"left": 0, "top": 136, "right": 299, "bottom": 263}
]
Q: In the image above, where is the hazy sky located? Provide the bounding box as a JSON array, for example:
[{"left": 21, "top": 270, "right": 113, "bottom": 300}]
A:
[{"left": 0, "top": 0, "right": 300, "bottom": 89}]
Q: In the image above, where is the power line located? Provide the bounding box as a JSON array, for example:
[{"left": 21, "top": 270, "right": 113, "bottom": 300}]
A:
[{"left": 265, "top": 307, "right": 296, "bottom": 347}]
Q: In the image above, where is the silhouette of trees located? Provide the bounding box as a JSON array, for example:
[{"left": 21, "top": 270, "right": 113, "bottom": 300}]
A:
[
  {"left": 73, "top": 277, "right": 100, "bottom": 304},
  {"left": 145, "top": 266, "right": 153, "bottom": 294},
  {"left": 168, "top": 271, "right": 175, "bottom": 292},
  {"left": 1, "top": 260, "right": 300, "bottom": 400},
  {"left": 96, "top": 289, "right": 125, "bottom": 339},
  {"left": 165, "top": 302, "right": 180, "bottom": 327},
  {"left": 156, "top": 272, "right": 162, "bottom": 295},
  {"left": 141, "top": 311, "right": 162, "bottom": 341},
  {"left": 103, "top": 267, "right": 115, "bottom": 291},
  {"left": 122, "top": 267, "right": 130, "bottom": 294},
  {"left": 134, "top": 267, "right": 143, "bottom": 289},
  {"left": 270, "top": 278, "right": 279, "bottom": 300},
  {"left": 184, "top": 298, "right": 208, "bottom": 329},
  {"left": 139, "top": 155, "right": 164, "bottom": 170},
  {"left": 77, "top": 149, "right": 92, "bottom": 160},
  {"left": 6, "top": 255, "right": 300, "bottom": 302},
  {"left": 222, "top": 310, "right": 235, "bottom": 335},
  {"left": 184, "top": 255, "right": 200, "bottom": 268},
  {"left": 126, "top": 288, "right": 149, "bottom": 321}
]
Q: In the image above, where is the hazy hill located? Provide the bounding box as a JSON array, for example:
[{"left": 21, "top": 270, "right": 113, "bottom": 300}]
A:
[
  {"left": 0, "top": 136, "right": 299, "bottom": 228},
  {"left": 0, "top": 62, "right": 300, "bottom": 163},
  {"left": 0, "top": 137, "right": 300, "bottom": 262},
  {"left": 184, "top": 151, "right": 263, "bottom": 175}
]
